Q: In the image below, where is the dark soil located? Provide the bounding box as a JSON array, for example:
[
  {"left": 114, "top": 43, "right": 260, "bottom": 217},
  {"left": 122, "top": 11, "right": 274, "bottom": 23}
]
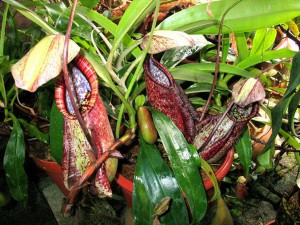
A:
[{"left": 0, "top": 159, "right": 58, "bottom": 225}]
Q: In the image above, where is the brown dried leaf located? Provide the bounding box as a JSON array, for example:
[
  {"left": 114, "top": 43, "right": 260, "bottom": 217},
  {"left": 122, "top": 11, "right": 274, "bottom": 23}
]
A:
[
  {"left": 154, "top": 196, "right": 172, "bottom": 216},
  {"left": 232, "top": 78, "right": 265, "bottom": 107}
]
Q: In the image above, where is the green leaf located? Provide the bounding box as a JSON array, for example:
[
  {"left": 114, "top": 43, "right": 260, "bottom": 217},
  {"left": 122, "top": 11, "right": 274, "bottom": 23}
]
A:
[
  {"left": 189, "top": 97, "right": 223, "bottom": 112},
  {"left": 3, "top": 113, "right": 28, "bottom": 203},
  {"left": 75, "top": 6, "right": 116, "bottom": 34},
  {"left": 250, "top": 28, "right": 276, "bottom": 56},
  {"left": 235, "top": 127, "right": 252, "bottom": 177},
  {"left": 237, "top": 49, "right": 297, "bottom": 69},
  {"left": 133, "top": 138, "right": 189, "bottom": 225},
  {"left": 222, "top": 33, "right": 230, "bottom": 63},
  {"left": 80, "top": 0, "right": 99, "bottom": 9},
  {"left": 109, "top": 0, "right": 156, "bottom": 62},
  {"left": 185, "top": 83, "right": 229, "bottom": 95},
  {"left": 76, "top": 7, "right": 141, "bottom": 58},
  {"left": 262, "top": 51, "right": 300, "bottom": 154},
  {"left": 41, "top": 2, "right": 92, "bottom": 41},
  {"left": 151, "top": 108, "right": 207, "bottom": 223},
  {"left": 0, "top": 56, "right": 11, "bottom": 107},
  {"left": 295, "top": 153, "right": 300, "bottom": 168},
  {"left": 257, "top": 147, "right": 275, "bottom": 170},
  {"left": 0, "top": 55, "right": 11, "bottom": 75},
  {"left": 157, "top": 0, "right": 300, "bottom": 34},
  {"left": 161, "top": 42, "right": 212, "bottom": 68},
  {"left": 235, "top": 33, "right": 249, "bottom": 61},
  {"left": 3, "top": 0, "right": 58, "bottom": 35},
  {"left": 50, "top": 101, "right": 64, "bottom": 164},
  {"left": 37, "top": 89, "right": 53, "bottom": 119},
  {"left": 288, "top": 89, "right": 300, "bottom": 137},
  {"left": 170, "top": 62, "right": 254, "bottom": 83},
  {"left": 115, "top": 0, "right": 156, "bottom": 37},
  {"left": 18, "top": 119, "right": 49, "bottom": 144},
  {"left": 171, "top": 68, "right": 214, "bottom": 84},
  {"left": 200, "top": 158, "right": 220, "bottom": 202}
]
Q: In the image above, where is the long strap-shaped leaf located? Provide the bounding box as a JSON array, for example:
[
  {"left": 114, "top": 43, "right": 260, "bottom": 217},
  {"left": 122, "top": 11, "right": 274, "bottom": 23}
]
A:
[
  {"left": 235, "top": 127, "right": 252, "bottom": 177},
  {"left": 151, "top": 108, "right": 207, "bottom": 223},
  {"left": 288, "top": 89, "right": 300, "bottom": 137},
  {"left": 157, "top": 0, "right": 300, "bottom": 34},
  {"left": 170, "top": 62, "right": 254, "bottom": 81}
]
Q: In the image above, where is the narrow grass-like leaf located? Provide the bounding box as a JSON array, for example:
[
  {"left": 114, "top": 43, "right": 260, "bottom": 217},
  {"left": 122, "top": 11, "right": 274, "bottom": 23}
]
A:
[
  {"left": 186, "top": 83, "right": 229, "bottom": 95},
  {"left": 235, "top": 127, "right": 252, "bottom": 177},
  {"left": 262, "top": 52, "right": 300, "bottom": 154},
  {"left": 157, "top": 0, "right": 300, "bottom": 34},
  {"left": 133, "top": 138, "right": 188, "bottom": 225},
  {"left": 200, "top": 158, "right": 220, "bottom": 201},
  {"left": 222, "top": 33, "right": 230, "bottom": 63},
  {"left": 0, "top": 56, "right": 11, "bottom": 107},
  {"left": 50, "top": 101, "right": 64, "bottom": 164},
  {"left": 170, "top": 62, "right": 254, "bottom": 82},
  {"left": 76, "top": 7, "right": 141, "bottom": 58},
  {"left": 3, "top": 113, "right": 28, "bottom": 203},
  {"left": 171, "top": 68, "right": 214, "bottom": 84},
  {"left": 237, "top": 49, "right": 297, "bottom": 69},
  {"left": 288, "top": 89, "right": 300, "bottom": 137},
  {"left": 114, "top": 0, "right": 156, "bottom": 37},
  {"left": 235, "top": 33, "right": 249, "bottom": 61},
  {"left": 19, "top": 119, "right": 49, "bottom": 144},
  {"left": 151, "top": 108, "right": 207, "bottom": 223},
  {"left": 109, "top": 0, "right": 155, "bottom": 61}
]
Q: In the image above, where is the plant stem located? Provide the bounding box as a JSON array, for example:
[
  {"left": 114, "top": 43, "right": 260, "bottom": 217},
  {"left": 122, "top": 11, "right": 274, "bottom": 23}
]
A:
[
  {"left": 278, "top": 24, "right": 300, "bottom": 49},
  {"left": 199, "top": 0, "right": 241, "bottom": 122},
  {"left": 199, "top": 100, "right": 234, "bottom": 151},
  {"left": 0, "top": 3, "right": 9, "bottom": 56},
  {"left": 0, "top": 4, "right": 9, "bottom": 118}
]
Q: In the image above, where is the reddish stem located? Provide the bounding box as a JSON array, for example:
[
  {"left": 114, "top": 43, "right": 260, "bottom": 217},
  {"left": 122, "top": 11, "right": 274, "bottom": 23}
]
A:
[
  {"left": 199, "top": 33, "right": 222, "bottom": 122},
  {"left": 199, "top": 0, "right": 241, "bottom": 122}
]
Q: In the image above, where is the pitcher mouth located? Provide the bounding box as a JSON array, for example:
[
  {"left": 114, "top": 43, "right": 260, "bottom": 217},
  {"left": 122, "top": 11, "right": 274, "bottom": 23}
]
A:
[
  {"left": 144, "top": 56, "right": 173, "bottom": 88},
  {"left": 55, "top": 55, "right": 98, "bottom": 120}
]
